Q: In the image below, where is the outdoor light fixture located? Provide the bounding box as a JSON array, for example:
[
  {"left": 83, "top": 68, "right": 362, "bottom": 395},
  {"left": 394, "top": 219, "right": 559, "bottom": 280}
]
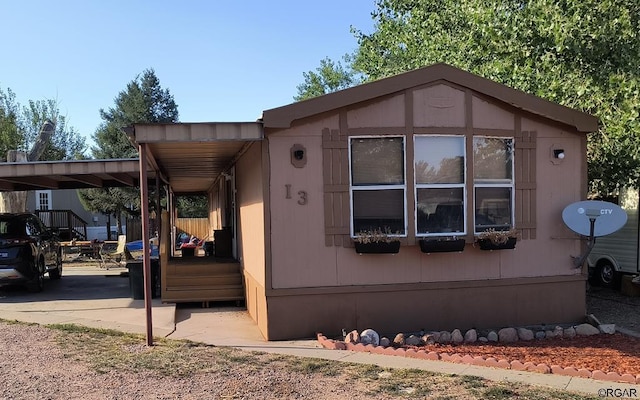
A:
[
  {"left": 290, "top": 144, "right": 307, "bottom": 168},
  {"left": 553, "top": 149, "right": 565, "bottom": 159}
]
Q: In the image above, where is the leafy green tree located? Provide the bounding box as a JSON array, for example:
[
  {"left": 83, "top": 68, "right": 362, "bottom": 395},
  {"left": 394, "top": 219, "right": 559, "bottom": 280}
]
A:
[
  {"left": 0, "top": 87, "right": 86, "bottom": 161},
  {"left": 295, "top": 57, "right": 358, "bottom": 101},
  {"left": 79, "top": 69, "right": 179, "bottom": 238},
  {"left": 176, "top": 195, "right": 208, "bottom": 218},
  {"left": 0, "top": 87, "right": 23, "bottom": 159},
  {"left": 93, "top": 69, "right": 179, "bottom": 159},
  {"left": 300, "top": 0, "right": 640, "bottom": 196}
]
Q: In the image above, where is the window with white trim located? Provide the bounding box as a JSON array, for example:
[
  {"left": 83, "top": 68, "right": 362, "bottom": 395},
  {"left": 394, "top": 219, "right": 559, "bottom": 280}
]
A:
[
  {"left": 414, "top": 135, "right": 466, "bottom": 236},
  {"left": 36, "top": 190, "right": 51, "bottom": 210},
  {"left": 473, "top": 137, "right": 514, "bottom": 233},
  {"left": 349, "top": 136, "right": 406, "bottom": 236}
]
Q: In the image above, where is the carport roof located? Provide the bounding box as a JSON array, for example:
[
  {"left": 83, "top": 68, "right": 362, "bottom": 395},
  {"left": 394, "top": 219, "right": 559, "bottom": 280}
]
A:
[
  {"left": 0, "top": 122, "right": 263, "bottom": 194},
  {"left": 0, "top": 158, "right": 153, "bottom": 192}
]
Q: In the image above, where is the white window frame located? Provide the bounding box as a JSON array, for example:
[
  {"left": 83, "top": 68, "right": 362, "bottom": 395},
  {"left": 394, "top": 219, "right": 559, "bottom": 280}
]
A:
[
  {"left": 35, "top": 190, "right": 52, "bottom": 210},
  {"left": 413, "top": 135, "right": 467, "bottom": 238},
  {"left": 348, "top": 135, "right": 407, "bottom": 238},
  {"left": 473, "top": 136, "right": 515, "bottom": 234}
]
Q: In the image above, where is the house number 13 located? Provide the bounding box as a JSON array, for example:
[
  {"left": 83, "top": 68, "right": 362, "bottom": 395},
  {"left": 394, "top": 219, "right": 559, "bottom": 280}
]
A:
[{"left": 285, "top": 184, "right": 308, "bottom": 205}]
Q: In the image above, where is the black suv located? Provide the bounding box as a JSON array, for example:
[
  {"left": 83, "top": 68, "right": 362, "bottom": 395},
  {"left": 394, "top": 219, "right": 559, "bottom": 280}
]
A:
[{"left": 0, "top": 213, "right": 62, "bottom": 292}]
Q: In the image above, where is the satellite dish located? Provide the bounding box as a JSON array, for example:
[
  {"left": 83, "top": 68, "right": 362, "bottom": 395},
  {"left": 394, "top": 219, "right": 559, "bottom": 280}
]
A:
[
  {"left": 562, "top": 200, "right": 627, "bottom": 237},
  {"left": 562, "top": 200, "right": 628, "bottom": 268}
]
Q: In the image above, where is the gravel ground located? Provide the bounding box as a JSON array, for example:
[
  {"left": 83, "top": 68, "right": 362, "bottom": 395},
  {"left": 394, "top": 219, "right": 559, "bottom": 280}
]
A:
[{"left": 586, "top": 285, "right": 640, "bottom": 333}]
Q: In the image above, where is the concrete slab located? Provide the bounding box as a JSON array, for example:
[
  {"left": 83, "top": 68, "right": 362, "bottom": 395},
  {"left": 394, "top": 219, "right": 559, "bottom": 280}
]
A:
[{"left": 0, "top": 264, "right": 175, "bottom": 337}]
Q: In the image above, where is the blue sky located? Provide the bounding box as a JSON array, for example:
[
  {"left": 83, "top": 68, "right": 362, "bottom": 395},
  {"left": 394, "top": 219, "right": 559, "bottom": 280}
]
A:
[{"left": 1, "top": 1, "right": 376, "bottom": 146}]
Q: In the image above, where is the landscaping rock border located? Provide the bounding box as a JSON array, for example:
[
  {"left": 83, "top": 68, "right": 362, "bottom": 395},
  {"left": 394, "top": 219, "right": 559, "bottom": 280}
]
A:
[{"left": 316, "top": 321, "right": 640, "bottom": 384}]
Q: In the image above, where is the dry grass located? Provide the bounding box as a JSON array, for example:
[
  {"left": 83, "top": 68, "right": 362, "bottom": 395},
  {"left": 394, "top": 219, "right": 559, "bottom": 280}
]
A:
[{"left": 45, "top": 322, "right": 599, "bottom": 399}]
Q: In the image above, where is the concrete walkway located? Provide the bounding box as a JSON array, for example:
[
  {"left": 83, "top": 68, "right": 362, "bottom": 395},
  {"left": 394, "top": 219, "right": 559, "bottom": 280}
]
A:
[{"left": 1, "top": 264, "right": 638, "bottom": 397}]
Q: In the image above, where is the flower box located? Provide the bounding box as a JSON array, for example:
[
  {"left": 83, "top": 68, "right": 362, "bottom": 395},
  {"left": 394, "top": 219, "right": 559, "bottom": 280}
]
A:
[
  {"left": 419, "top": 238, "right": 466, "bottom": 253},
  {"left": 477, "top": 237, "right": 517, "bottom": 250},
  {"left": 354, "top": 241, "right": 401, "bottom": 254}
]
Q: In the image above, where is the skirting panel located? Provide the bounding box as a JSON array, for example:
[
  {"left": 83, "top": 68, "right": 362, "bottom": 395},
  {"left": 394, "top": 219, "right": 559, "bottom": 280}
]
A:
[
  {"left": 264, "top": 277, "right": 586, "bottom": 341},
  {"left": 244, "top": 271, "right": 268, "bottom": 340}
]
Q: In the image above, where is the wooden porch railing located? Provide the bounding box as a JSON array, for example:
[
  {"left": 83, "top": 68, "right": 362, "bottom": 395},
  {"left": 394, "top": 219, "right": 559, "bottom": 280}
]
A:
[{"left": 35, "top": 209, "right": 88, "bottom": 240}]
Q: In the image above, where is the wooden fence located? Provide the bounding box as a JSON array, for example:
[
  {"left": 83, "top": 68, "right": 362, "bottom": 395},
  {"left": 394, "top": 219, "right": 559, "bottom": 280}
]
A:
[
  {"left": 175, "top": 218, "right": 210, "bottom": 240},
  {"left": 126, "top": 217, "right": 209, "bottom": 243}
]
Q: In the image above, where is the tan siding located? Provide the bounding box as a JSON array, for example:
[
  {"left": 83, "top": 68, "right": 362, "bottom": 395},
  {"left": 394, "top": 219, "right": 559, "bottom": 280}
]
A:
[
  {"left": 269, "top": 119, "right": 340, "bottom": 288},
  {"left": 472, "top": 95, "right": 515, "bottom": 130},
  {"left": 413, "top": 84, "right": 465, "bottom": 127},
  {"left": 347, "top": 94, "right": 405, "bottom": 127},
  {"left": 236, "top": 143, "right": 265, "bottom": 286}
]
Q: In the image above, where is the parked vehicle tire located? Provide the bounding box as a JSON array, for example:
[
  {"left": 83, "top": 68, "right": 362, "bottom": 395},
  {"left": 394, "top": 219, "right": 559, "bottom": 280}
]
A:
[
  {"left": 49, "top": 252, "right": 63, "bottom": 280},
  {"left": 596, "top": 261, "right": 619, "bottom": 289},
  {"left": 26, "top": 259, "right": 44, "bottom": 293}
]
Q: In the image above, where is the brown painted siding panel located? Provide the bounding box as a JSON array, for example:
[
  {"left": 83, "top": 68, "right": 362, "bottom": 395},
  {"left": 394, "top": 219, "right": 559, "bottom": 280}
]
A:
[{"left": 265, "top": 276, "right": 585, "bottom": 340}]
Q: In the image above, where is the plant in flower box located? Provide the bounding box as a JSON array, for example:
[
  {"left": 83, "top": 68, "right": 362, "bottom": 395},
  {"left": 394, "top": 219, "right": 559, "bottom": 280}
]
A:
[
  {"left": 353, "top": 228, "right": 401, "bottom": 254},
  {"left": 476, "top": 228, "right": 518, "bottom": 250},
  {"left": 419, "top": 236, "right": 466, "bottom": 253}
]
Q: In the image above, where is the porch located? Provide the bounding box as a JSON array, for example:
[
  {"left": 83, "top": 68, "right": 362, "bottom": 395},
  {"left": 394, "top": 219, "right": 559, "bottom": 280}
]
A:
[{"left": 160, "top": 253, "right": 244, "bottom": 305}]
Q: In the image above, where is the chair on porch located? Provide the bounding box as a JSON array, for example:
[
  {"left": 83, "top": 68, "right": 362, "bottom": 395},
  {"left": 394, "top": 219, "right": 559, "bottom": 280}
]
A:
[{"left": 99, "top": 235, "right": 133, "bottom": 268}]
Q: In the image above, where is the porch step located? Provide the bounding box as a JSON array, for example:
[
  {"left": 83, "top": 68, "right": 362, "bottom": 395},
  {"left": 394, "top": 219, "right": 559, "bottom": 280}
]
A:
[
  {"left": 163, "top": 260, "right": 243, "bottom": 303},
  {"left": 166, "top": 273, "right": 242, "bottom": 287},
  {"left": 166, "top": 262, "right": 240, "bottom": 275},
  {"left": 163, "top": 285, "right": 244, "bottom": 303}
]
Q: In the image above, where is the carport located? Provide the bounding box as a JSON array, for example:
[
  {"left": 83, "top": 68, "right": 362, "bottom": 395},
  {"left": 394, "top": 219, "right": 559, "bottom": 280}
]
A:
[{"left": 0, "top": 121, "right": 264, "bottom": 344}]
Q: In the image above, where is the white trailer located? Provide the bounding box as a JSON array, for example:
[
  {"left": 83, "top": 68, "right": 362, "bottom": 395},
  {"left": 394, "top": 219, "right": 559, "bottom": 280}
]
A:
[{"left": 587, "top": 187, "right": 640, "bottom": 287}]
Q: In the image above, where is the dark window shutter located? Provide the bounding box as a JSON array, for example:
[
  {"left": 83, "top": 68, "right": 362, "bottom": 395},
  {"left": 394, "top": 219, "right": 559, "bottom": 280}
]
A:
[
  {"left": 322, "top": 128, "right": 350, "bottom": 246},
  {"left": 515, "top": 130, "right": 537, "bottom": 239}
]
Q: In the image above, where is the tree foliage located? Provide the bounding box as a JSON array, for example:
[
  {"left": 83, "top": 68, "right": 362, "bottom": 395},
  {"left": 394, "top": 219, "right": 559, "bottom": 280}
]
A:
[
  {"left": 0, "top": 88, "right": 23, "bottom": 158},
  {"left": 176, "top": 195, "right": 208, "bottom": 218},
  {"left": 295, "top": 57, "right": 359, "bottom": 101},
  {"left": 79, "top": 69, "right": 179, "bottom": 236},
  {"left": 299, "top": 0, "right": 640, "bottom": 196},
  {"left": 93, "top": 69, "right": 179, "bottom": 159},
  {"left": 0, "top": 87, "right": 86, "bottom": 161}
]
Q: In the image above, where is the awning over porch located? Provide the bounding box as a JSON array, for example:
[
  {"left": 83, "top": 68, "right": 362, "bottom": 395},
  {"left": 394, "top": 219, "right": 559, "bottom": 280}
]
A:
[{"left": 125, "top": 122, "right": 263, "bottom": 195}]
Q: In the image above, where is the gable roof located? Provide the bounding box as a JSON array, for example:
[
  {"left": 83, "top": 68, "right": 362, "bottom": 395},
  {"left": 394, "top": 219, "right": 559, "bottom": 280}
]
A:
[{"left": 262, "top": 63, "right": 598, "bottom": 132}]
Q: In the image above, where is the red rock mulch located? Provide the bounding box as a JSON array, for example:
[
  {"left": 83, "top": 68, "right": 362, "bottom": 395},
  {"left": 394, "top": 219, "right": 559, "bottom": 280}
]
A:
[{"left": 316, "top": 332, "right": 640, "bottom": 384}]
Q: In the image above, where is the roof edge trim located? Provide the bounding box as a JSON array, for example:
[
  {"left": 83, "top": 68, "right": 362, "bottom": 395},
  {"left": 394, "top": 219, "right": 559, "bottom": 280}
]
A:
[{"left": 262, "top": 63, "right": 598, "bottom": 133}]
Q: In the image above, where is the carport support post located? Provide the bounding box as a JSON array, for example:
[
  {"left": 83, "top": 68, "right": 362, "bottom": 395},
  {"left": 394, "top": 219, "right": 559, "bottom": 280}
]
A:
[{"left": 139, "top": 143, "right": 154, "bottom": 346}]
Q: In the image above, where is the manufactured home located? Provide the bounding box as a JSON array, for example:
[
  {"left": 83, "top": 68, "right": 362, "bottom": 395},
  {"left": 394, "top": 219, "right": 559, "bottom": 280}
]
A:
[{"left": 128, "top": 63, "right": 598, "bottom": 340}]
